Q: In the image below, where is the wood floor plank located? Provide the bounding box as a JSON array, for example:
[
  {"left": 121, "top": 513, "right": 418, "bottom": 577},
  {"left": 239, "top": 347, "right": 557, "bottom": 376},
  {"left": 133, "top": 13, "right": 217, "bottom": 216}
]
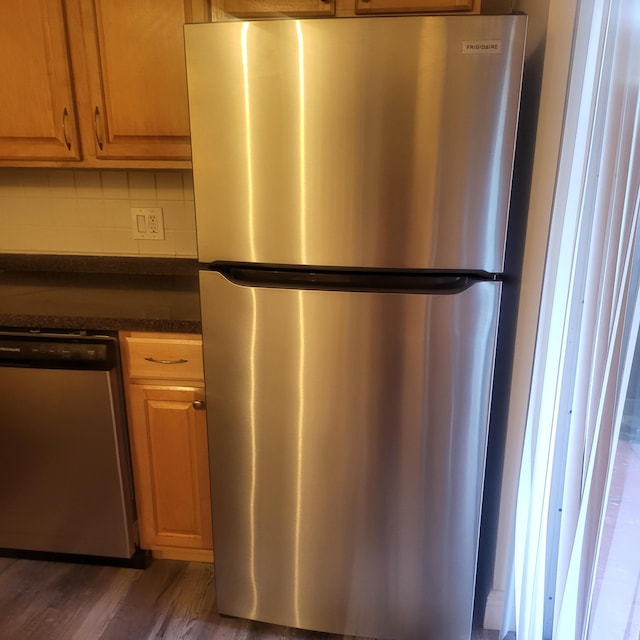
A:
[
  {"left": 21, "top": 563, "right": 100, "bottom": 640},
  {"left": 0, "top": 557, "right": 500, "bottom": 640},
  {"left": 97, "top": 560, "right": 185, "bottom": 640},
  {"left": 69, "top": 567, "right": 141, "bottom": 640},
  {"left": 146, "top": 561, "right": 216, "bottom": 639},
  {"left": 0, "top": 559, "right": 76, "bottom": 639}
]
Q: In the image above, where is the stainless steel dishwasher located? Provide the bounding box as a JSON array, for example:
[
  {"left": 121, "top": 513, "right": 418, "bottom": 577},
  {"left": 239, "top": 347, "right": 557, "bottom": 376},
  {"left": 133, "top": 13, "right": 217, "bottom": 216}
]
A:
[{"left": 0, "top": 330, "right": 141, "bottom": 564}]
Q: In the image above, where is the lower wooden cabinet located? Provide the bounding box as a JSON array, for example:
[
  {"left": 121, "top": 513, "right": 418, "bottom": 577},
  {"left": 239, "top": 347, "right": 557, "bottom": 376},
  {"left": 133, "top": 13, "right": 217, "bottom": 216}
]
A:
[
  {"left": 128, "top": 384, "right": 212, "bottom": 559},
  {"left": 121, "top": 332, "right": 213, "bottom": 562}
]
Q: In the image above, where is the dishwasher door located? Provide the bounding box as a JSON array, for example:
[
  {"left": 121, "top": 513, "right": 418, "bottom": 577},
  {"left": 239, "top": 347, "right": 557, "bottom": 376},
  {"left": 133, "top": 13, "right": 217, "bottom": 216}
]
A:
[{"left": 0, "top": 336, "right": 137, "bottom": 559}]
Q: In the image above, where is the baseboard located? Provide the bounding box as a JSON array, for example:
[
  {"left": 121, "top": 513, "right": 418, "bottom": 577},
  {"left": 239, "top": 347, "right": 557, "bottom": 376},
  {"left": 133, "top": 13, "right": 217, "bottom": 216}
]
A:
[
  {"left": 151, "top": 547, "right": 214, "bottom": 563},
  {"left": 484, "top": 589, "right": 511, "bottom": 631},
  {"left": 0, "top": 546, "right": 151, "bottom": 569}
]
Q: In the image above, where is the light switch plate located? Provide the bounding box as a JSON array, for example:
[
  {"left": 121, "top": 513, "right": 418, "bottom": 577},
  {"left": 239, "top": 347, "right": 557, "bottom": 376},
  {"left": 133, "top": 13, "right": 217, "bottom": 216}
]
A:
[{"left": 131, "top": 207, "right": 165, "bottom": 240}]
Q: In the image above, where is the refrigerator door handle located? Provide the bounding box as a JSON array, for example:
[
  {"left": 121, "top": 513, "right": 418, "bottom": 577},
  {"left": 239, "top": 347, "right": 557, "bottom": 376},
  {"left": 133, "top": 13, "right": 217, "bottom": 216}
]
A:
[{"left": 212, "top": 263, "right": 499, "bottom": 294}]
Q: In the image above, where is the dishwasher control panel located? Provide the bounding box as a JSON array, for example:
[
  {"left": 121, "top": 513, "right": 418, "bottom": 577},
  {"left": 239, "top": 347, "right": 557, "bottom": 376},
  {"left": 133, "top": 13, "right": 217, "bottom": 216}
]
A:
[{"left": 0, "top": 332, "right": 116, "bottom": 370}]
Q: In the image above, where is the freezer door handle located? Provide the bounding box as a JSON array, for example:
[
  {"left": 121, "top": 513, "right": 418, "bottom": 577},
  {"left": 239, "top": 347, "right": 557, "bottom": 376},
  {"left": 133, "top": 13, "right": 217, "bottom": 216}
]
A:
[{"left": 213, "top": 263, "right": 498, "bottom": 294}]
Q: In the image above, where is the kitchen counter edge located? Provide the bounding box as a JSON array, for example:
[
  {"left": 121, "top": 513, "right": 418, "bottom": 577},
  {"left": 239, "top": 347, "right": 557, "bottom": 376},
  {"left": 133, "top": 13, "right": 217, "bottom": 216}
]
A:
[{"left": 0, "top": 254, "right": 202, "bottom": 334}]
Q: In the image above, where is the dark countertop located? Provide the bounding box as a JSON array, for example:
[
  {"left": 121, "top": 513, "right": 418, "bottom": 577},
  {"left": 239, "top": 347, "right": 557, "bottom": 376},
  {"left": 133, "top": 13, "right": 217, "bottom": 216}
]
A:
[{"left": 0, "top": 254, "right": 202, "bottom": 333}]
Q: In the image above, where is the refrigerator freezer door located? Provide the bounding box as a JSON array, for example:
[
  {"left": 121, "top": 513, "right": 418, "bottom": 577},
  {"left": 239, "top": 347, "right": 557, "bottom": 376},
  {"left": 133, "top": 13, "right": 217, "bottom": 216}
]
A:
[
  {"left": 200, "top": 270, "right": 502, "bottom": 640},
  {"left": 186, "top": 15, "right": 526, "bottom": 272}
]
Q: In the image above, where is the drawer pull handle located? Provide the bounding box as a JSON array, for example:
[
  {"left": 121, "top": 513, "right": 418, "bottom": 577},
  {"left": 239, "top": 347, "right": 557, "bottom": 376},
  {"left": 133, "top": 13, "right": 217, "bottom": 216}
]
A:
[
  {"left": 144, "top": 357, "right": 189, "bottom": 365},
  {"left": 193, "top": 400, "right": 205, "bottom": 410}
]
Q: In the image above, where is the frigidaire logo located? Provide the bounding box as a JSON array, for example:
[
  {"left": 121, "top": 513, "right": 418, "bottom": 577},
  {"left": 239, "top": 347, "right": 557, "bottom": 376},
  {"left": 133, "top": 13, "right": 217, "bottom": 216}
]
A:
[
  {"left": 462, "top": 40, "right": 502, "bottom": 54},
  {"left": 0, "top": 346, "right": 20, "bottom": 352}
]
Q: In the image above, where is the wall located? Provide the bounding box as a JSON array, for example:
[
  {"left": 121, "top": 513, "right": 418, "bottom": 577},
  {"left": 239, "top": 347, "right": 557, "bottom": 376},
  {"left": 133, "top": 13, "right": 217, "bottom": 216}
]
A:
[{"left": 0, "top": 169, "right": 197, "bottom": 257}]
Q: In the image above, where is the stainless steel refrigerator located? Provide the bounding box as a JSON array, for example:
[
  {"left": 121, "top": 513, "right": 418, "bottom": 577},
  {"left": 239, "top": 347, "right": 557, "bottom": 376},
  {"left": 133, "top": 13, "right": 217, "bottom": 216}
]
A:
[{"left": 185, "top": 14, "right": 526, "bottom": 640}]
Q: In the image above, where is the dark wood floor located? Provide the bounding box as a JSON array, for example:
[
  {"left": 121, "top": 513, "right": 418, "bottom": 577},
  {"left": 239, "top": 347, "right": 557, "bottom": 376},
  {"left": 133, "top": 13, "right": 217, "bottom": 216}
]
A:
[{"left": 0, "top": 556, "right": 502, "bottom": 639}]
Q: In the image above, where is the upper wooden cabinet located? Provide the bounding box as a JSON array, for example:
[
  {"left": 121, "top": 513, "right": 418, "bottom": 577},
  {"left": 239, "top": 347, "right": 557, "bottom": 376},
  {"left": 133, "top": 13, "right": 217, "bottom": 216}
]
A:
[
  {"left": 0, "top": 1, "right": 80, "bottom": 162},
  {"left": 0, "top": 0, "right": 209, "bottom": 168},
  {"left": 355, "top": 0, "right": 477, "bottom": 13},
  {"left": 212, "top": 0, "right": 483, "bottom": 19},
  {"left": 68, "top": 0, "right": 209, "bottom": 165},
  {"left": 215, "top": 0, "right": 335, "bottom": 19}
]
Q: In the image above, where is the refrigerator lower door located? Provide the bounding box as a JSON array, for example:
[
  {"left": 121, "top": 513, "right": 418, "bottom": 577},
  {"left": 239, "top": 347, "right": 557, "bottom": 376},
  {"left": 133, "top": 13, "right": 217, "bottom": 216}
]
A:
[{"left": 200, "top": 270, "right": 502, "bottom": 640}]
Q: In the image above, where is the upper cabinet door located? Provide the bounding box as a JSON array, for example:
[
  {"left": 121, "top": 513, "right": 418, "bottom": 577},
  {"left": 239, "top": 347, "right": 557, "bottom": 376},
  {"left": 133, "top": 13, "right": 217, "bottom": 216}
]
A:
[
  {"left": 73, "top": 0, "right": 209, "bottom": 163},
  {"left": 0, "top": 1, "right": 80, "bottom": 161},
  {"left": 355, "top": 0, "right": 477, "bottom": 13},
  {"left": 216, "top": 0, "right": 335, "bottom": 19}
]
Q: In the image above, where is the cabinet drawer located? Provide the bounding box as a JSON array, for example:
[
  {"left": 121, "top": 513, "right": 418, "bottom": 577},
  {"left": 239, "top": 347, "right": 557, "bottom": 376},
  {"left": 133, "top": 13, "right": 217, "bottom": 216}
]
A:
[{"left": 123, "top": 333, "right": 204, "bottom": 382}]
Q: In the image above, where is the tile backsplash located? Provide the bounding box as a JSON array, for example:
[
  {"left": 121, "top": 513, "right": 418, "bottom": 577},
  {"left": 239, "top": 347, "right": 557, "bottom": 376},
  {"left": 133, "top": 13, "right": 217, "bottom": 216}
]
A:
[{"left": 0, "top": 169, "right": 197, "bottom": 257}]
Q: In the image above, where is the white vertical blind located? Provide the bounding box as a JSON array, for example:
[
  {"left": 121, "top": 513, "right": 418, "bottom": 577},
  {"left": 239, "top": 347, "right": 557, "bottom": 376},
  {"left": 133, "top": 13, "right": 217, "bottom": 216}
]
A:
[{"left": 510, "top": 0, "right": 640, "bottom": 637}]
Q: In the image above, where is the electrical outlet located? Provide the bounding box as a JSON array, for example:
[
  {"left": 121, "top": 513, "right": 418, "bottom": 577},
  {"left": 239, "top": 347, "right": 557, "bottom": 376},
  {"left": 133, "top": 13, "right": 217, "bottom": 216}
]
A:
[{"left": 131, "top": 207, "right": 165, "bottom": 240}]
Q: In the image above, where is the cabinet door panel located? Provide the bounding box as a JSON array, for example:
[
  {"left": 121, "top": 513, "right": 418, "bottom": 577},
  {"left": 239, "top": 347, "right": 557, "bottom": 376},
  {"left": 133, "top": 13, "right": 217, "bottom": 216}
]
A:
[
  {"left": 79, "top": 0, "right": 209, "bottom": 161},
  {"left": 355, "top": 0, "right": 474, "bottom": 13},
  {"left": 0, "top": 0, "right": 79, "bottom": 161},
  {"left": 129, "top": 385, "right": 212, "bottom": 550},
  {"left": 219, "top": 0, "right": 335, "bottom": 18}
]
